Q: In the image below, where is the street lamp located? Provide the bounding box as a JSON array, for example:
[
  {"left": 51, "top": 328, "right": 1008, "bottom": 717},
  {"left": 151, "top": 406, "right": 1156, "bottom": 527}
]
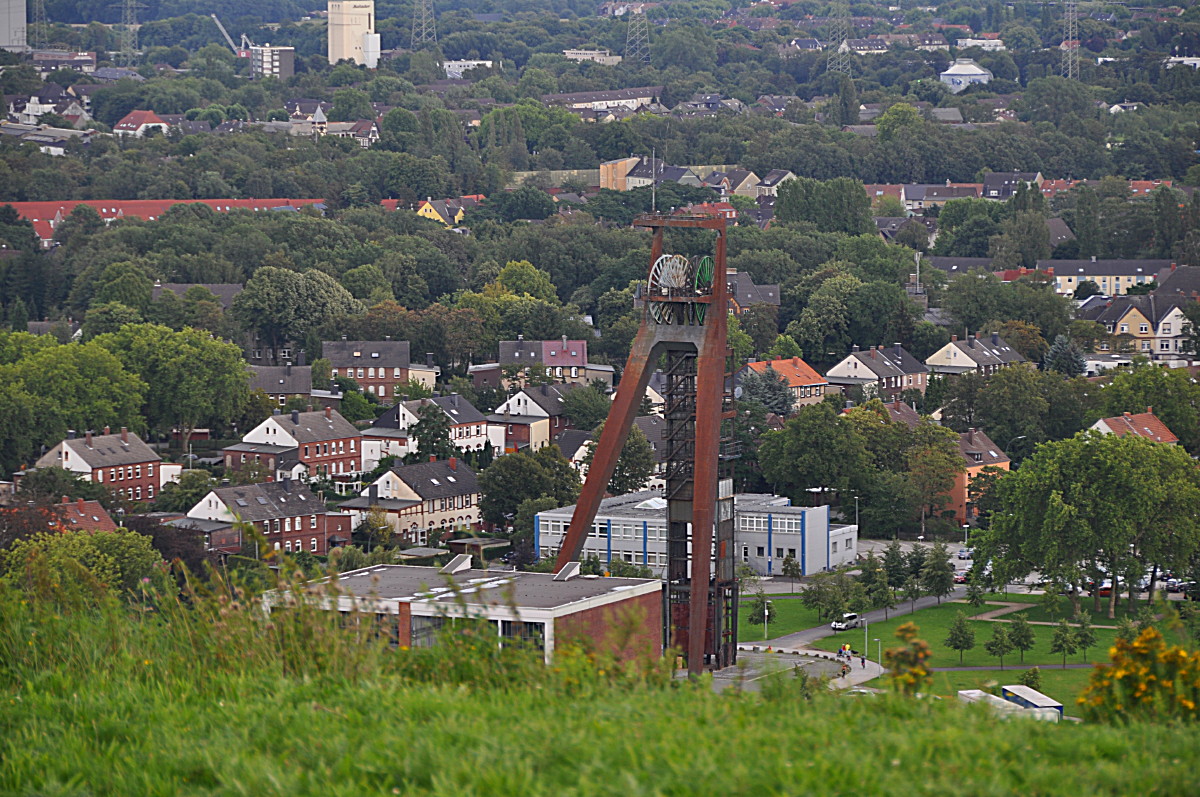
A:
[
  {"left": 853, "top": 493, "right": 860, "bottom": 532},
  {"left": 1005, "top": 434, "right": 1027, "bottom": 458},
  {"left": 962, "top": 523, "right": 970, "bottom": 547},
  {"left": 763, "top": 600, "right": 770, "bottom": 640},
  {"left": 875, "top": 637, "right": 881, "bottom": 670}
]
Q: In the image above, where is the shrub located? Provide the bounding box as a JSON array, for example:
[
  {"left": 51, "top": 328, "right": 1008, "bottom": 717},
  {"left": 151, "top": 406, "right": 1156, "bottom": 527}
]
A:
[
  {"left": 1080, "top": 627, "right": 1200, "bottom": 723},
  {"left": 1019, "top": 666, "right": 1042, "bottom": 690}
]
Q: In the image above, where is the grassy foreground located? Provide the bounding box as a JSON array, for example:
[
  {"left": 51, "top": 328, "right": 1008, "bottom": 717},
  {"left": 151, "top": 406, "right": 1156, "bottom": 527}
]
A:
[{"left": 4, "top": 580, "right": 1200, "bottom": 795}]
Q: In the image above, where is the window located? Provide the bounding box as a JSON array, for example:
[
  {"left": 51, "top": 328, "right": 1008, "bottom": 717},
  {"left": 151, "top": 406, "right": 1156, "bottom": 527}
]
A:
[
  {"left": 350, "top": 439, "right": 355, "bottom": 452},
  {"left": 972, "top": 452, "right": 983, "bottom": 462},
  {"left": 787, "top": 548, "right": 796, "bottom": 558},
  {"left": 135, "top": 487, "right": 142, "bottom": 500},
  {"left": 742, "top": 546, "right": 749, "bottom": 562},
  {"left": 285, "top": 541, "right": 292, "bottom": 553},
  {"left": 1161, "top": 341, "right": 1171, "bottom": 351},
  {"left": 148, "top": 485, "right": 154, "bottom": 499},
  {"left": 310, "top": 515, "right": 317, "bottom": 528},
  {"left": 357, "top": 368, "right": 364, "bottom": 379},
  {"left": 1142, "top": 341, "right": 1152, "bottom": 351},
  {"left": 135, "top": 465, "right": 141, "bottom": 478},
  {"left": 311, "top": 538, "right": 318, "bottom": 552},
  {"left": 273, "top": 519, "right": 280, "bottom": 533},
  {"left": 96, "top": 471, "right": 104, "bottom": 483},
  {"left": 1120, "top": 324, "right": 1129, "bottom": 333},
  {"left": 147, "top": 464, "right": 153, "bottom": 477},
  {"left": 368, "top": 367, "right": 375, "bottom": 378},
  {"left": 285, "top": 518, "right": 292, "bottom": 532},
  {"left": 832, "top": 541, "right": 838, "bottom": 553},
  {"left": 1163, "top": 324, "right": 1172, "bottom": 334},
  {"left": 332, "top": 368, "right": 339, "bottom": 377},
  {"left": 775, "top": 547, "right": 783, "bottom": 559},
  {"left": 393, "top": 368, "right": 401, "bottom": 378},
  {"left": 756, "top": 546, "right": 765, "bottom": 557},
  {"left": 1139, "top": 324, "right": 1149, "bottom": 334}
]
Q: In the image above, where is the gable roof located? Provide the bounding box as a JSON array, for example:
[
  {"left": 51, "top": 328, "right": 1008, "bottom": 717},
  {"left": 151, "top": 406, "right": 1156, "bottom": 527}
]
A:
[
  {"left": 389, "top": 459, "right": 478, "bottom": 499},
  {"left": 727, "top": 271, "right": 780, "bottom": 307},
  {"left": 113, "top": 109, "right": 166, "bottom": 131},
  {"left": 1152, "top": 265, "right": 1200, "bottom": 298},
  {"left": 273, "top": 409, "right": 359, "bottom": 443},
  {"left": 839, "top": 345, "right": 929, "bottom": 378},
  {"left": 56, "top": 498, "right": 118, "bottom": 531},
  {"left": 555, "top": 429, "right": 594, "bottom": 459},
  {"left": 632, "top": 415, "right": 667, "bottom": 463},
  {"left": 958, "top": 428, "right": 1010, "bottom": 467},
  {"left": 758, "top": 169, "right": 794, "bottom": 187},
  {"left": 1038, "top": 258, "right": 1171, "bottom": 278},
  {"left": 322, "top": 340, "right": 412, "bottom": 368},
  {"left": 1094, "top": 411, "right": 1178, "bottom": 444},
  {"left": 940, "top": 333, "right": 1026, "bottom": 367},
  {"left": 39, "top": 431, "right": 161, "bottom": 469},
  {"left": 382, "top": 394, "right": 487, "bottom": 427},
  {"left": 521, "top": 383, "right": 582, "bottom": 415},
  {"left": 249, "top": 364, "right": 313, "bottom": 395},
  {"left": 743, "top": 357, "right": 827, "bottom": 388},
  {"left": 1075, "top": 294, "right": 1188, "bottom": 327},
  {"left": 210, "top": 481, "right": 327, "bottom": 522}
]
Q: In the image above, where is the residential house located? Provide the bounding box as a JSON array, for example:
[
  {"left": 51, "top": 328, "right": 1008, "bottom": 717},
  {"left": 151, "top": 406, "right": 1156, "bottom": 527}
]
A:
[
  {"left": 32, "top": 51, "right": 97, "bottom": 74},
  {"left": 950, "top": 428, "right": 1010, "bottom": 524},
  {"left": 701, "top": 169, "right": 761, "bottom": 198},
  {"left": 91, "top": 67, "right": 144, "bottom": 83},
  {"left": 1075, "top": 294, "right": 1190, "bottom": 359},
  {"left": 414, "top": 195, "right": 483, "bottom": 227},
  {"left": 726, "top": 270, "right": 781, "bottom": 314},
  {"left": 360, "top": 394, "right": 503, "bottom": 470},
  {"left": 472, "top": 335, "right": 614, "bottom": 389},
  {"left": 1090, "top": 410, "right": 1178, "bottom": 444},
  {"left": 248, "top": 363, "right": 343, "bottom": 408},
  {"left": 489, "top": 383, "right": 582, "bottom": 452},
  {"left": 112, "top": 109, "right": 169, "bottom": 138},
  {"left": 541, "top": 86, "right": 663, "bottom": 113},
  {"left": 902, "top": 183, "right": 982, "bottom": 211},
  {"left": 982, "top": 171, "right": 1044, "bottom": 200},
  {"left": 940, "top": 58, "right": 993, "bottom": 93},
  {"left": 924, "top": 332, "right": 1027, "bottom": 376},
  {"left": 1152, "top": 264, "right": 1200, "bottom": 298},
  {"left": 624, "top": 156, "right": 702, "bottom": 189},
  {"left": 555, "top": 429, "right": 595, "bottom": 477},
  {"left": 323, "top": 337, "right": 439, "bottom": 399},
  {"left": 35, "top": 427, "right": 178, "bottom": 502},
  {"left": 825, "top": 343, "right": 930, "bottom": 400},
  {"left": 54, "top": 497, "right": 118, "bottom": 531},
  {"left": 1045, "top": 258, "right": 1172, "bottom": 296},
  {"left": 925, "top": 256, "right": 994, "bottom": 278},
  {"left": 443, "top": 59, "right": 493, "bottom": 78},
  {"left": 755, "top": 95, "right": 800, "bottom": 116},
  {"left": 956, "top": 38, "right": 1005, "bottom": 50},
  {"left": 562, "top": 48, "right": 622, "bottom": 65},
  {"left": 740, "top": 357, "right": 830, "bottom": 409},
  {"left": 756, "top": 169, "right": 796, "bottom": 196},
  {"left": 339, "top": 457, "right": 480, "bottom": 544},
  {"left": 186, "top": 480, "right": 350, "bottom": 555},
  {"left": 224, "top": 407, "right": 362, "bottom": 486}
]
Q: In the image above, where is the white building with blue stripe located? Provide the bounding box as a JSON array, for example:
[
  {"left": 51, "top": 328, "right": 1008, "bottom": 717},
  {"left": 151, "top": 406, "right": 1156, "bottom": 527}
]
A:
[{"left": 534, "top": 491, "right": 858, "bottom": 578}]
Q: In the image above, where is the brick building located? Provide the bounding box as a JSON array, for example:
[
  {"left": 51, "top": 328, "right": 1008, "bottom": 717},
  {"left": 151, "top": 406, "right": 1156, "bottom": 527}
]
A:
[
  {"left": 224, "top": 407, "right": 362, "bottom": 487},
  {"left": 323, "top": 338, "right": 439, "bottom": 401},
  {"left": 36, "top": 427, "right": 170, "bottom": 502},
  {"left": 185, "top": 480, "right": 352, "bottom": 555},
  {"left": 287, "top": 559, "right": 663, "bottom": 663},
  {"left": 339, "top": 457, "right": 480, "bottom": 545}
]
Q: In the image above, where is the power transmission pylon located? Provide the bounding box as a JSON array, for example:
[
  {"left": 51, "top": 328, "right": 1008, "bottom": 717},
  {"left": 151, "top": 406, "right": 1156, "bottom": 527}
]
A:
[
  {"left": 625, "top": 9, "right": 650, "bottom": 64},
  {"left": 110, "top": 0, "right": 146, "bottom": 66},
  {"left": 826, "top": 2, "right": 853, "bottom": 76},
  {"left": 411, "top": 0, "right": 436, "bottom": 48},
  {"left": 1061, "top": 0, "right": 1080, "bottom": 80},
  {"left": 30, "top": 0, "right": 50, "bottom": 50}
]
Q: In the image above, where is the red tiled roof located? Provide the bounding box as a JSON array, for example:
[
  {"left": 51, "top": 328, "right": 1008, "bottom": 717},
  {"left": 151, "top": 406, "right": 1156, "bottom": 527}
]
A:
[
  {"left": 55, "top": 499, "right": 118, "bottom": 532},
  {"left": 7, "top": 199, "right": 323, "bottom": 241},
  {"left": 744, "top": 357, "right": 827, "bottom": 388},
  {"left": 113, "top": 109, "right": 166, "bottom": 131},
  {"left": 1096, "top": 411, "right": 1179, "bottom": 444}
]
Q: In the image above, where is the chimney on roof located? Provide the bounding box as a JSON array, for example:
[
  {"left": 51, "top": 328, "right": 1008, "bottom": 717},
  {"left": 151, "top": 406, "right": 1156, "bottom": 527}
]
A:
[
  {"left": 298, "top": 350, "right": 306, "bottom": 367},
  {"left": 449, "top": 456, "right": 457, "bottom": 471},
  {"left": 951, "top": 334, "right": 958, "bottom": 342},
  {"left": 968, "top": 337, "right": 975, "bottom": 348},
  {"left": 120, "top": 427, "right": 128, "bottom": 445},
  {"left": 852, "top": 344, "right": 860, "bottom": 352},
  {"left": 792, "top": 357, "right": 799, "bottom": 368},
  {"left": 562, "top": 335, "right": 568, "bottom": 349},
  {"left": 1124, "top": 411, "right": 1131, "bottom": 417},
  {"left": 291, "top": 409, "right": 300, "bottom": 425},
  {"left": 1146, "top": 405, "right": 1153, "bottom": 414},
  {"left": 85, "top": 430, "right": 92, "bottom": 448},
  {"left": 285, "top": 362, "right": 291, "bottom": 376},
  {"left": 426, "top": 352, "right": 434, "bottom": 367},
  {"left": 844, "top": 401, "right": 854, "bottom": 410},
  {"left": 103, "top": 425, "right": 110, "bottom": 435},
  {"left": 67, "top": 430, "right": 75, "bottom": 440},
  {"left": 991, "top": 332, "right": 999, "bottom": 345},
  {"left": 517, "top": 334, "right": 524, "bottom": 341},
  {"left": 368, "top": 483, "right": 378, "bottom": 502},
  {"left": 968, "top": 427, "right": 975, "bottom": 444},
  {"left": 60, "top": 495, "right": 68, "bottom": 505},
  {"left": 1091, "top": 255, "right": 1097, "bottom": 262},
  {"left": 429, "top": 455, "right": 436, "bottom": 463},
  {"left": 282, "top": 476, "right": 291, "bottom": 493},
  {"left": 323, "top": 406, "right": 331, "bottom": 420},
  {"left": 870, "top": 348, "right": 876, "bottom": 359},
  {"left": 385, "top": 335, "right": 391, "bottom": 340},
  {"left": 273, "top": 408, "right": 281, "bottom": 416},
  {"left": 341, "top": 334, "right": 347, "bottom": 340},
  {"left": 975, "top": 331, "right": 981, "bottom": 339},
  {"left": 894, "top": 342, "right": 901, "bottom": 356}
]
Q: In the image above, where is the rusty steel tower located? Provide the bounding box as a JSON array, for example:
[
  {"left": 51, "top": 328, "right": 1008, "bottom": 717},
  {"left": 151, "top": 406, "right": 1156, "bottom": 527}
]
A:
[{"left": 554, "top": 213, "right": 738, "bottom": 675}]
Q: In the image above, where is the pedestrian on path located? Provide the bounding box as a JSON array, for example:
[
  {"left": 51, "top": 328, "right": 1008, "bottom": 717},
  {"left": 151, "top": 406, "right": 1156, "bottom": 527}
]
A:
[{"left": 860, "top": 655, "right": 866, "bottom": 669}]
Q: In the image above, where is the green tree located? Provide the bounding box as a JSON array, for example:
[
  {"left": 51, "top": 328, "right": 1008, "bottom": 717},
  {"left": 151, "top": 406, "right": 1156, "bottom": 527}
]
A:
[
  {"left": 1020, "top": 666, "right": 1043, "bottom": 690},
  {"left": 231, "top": 268, "right": 365, "bottom": 353},
  {"left": 583, "top": 422, "right": 655, "bottom": 496},
  {"left": 907, "top": 426, "right": 965, "bottom": 534},
  {"left": 493, "top": 260, "right": 558, "bottom": 303},
  {"left": 740, "top": 364, "right": 793, "bottom": 416},
  {"left": 966, "top": 581, "right": 986, "bottom": 608},
  {"left": 408, "top": 403, "right": 456, "bottom": 462},
  {"left": 920, "top": 541, "right": 956, "bottom": 604},
  {"left": 560, "top": 383, "right": 611, "bottom": 431},
  {"left": 876, "top": 103, "right": 923, "bottom": 143},
  {"left": 7, "top": 298, "right": 29, "bottom": 332},
  {"left": 477, "top": 446, "right": 579, "bottom": 527},
  {"left": 882, "top": 539, "right": 908, "bottom": 592},
  {"left": 1074, "top": 611, "right": 1097, "bottom": 663},
  {"left": 0, "top": 529, "right": 166, "bottom": 601},
  {"left": 759, "top": 402, "right": 869, "bottom": 501},
  {"left": 81, "top": 302, "right": 143, "bottom": 340},
  {"left": 1050, "top": 618, "right": 1080, "bottom": 669},
  {"left": 985, "top": 623, "right": 1014, "bottom": 670},
  {"left": 329, "top": 88, "right": 374, "bottom": 122},
  {"left": 944, "top": 611, "right": 976, "bottom": 663},
  {"left": 902, "top": 576, "right": 924, "bottom": 612},
  {"left": 781, "top": 554, "right": 802, "bottom": 591},
  {"left": 1044, "top": 334, "right": 1085, "bottom": 377},
  {"left": 92, "top": 324, "right": 250, "bottom": 449},
  {"left": 154, "top": 469, "right": 217, "bottom": 513},
  {"left": 92, "top": 261, "right": 153, "bottom": 314},
  {"left": 1102, "top": 364, "right": 1200, "bottom": 452},
  {"left": 989, "top": 211, "right": 1051, "bottom": 269},
  {"left": 1008, "top": 613, "right": 1037, "bottom": 664}
]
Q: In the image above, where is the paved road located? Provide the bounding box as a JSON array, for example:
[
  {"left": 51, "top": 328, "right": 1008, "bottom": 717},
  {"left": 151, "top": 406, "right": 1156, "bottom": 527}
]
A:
[{"left": 764, "top": 585, "right": 971, "bottom": 649}]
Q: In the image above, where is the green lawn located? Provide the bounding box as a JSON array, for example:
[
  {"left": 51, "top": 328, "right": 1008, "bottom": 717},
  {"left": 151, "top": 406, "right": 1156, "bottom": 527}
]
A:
[
  {"left": 738, "top": 598, "right": 822, "bottom": 642},
  {"left": 861, "top": 667, "right": 1095, "bottom": 706},
  {"left": 814, "top": 601, "right": 1119, "bottom": 669},
  {"left": 1007, "top": 599, "right": 1156, "bottom": 626}
]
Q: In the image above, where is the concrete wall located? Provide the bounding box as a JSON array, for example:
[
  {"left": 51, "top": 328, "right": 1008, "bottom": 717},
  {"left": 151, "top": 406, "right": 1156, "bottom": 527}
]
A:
[{"left": 555, "top": 589, "right": 662, "bottom": 660}]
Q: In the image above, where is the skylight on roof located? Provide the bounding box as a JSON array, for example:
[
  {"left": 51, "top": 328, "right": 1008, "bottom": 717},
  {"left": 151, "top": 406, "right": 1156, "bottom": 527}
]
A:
[
  {"left": 430, "top": 478, "right": 440, "bottom": 485},
  {"left": 235, "top": 499, "right": 248, "bottom": 507},
  {"left": 256, "top": 497, "right": 268, "bottom": 504},
  {"left": 447, "top": 476, "right": 456, "bottom": 482}
]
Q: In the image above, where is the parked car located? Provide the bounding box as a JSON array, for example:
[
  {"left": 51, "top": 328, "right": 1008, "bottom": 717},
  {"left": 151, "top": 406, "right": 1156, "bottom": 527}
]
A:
[
  {"left": 831, "top": 612, "right": 861, "bottom": 630},
  {"left": 957, "top": 548, "right": 973, "bottom": 560},
  {"left": 954, "top": 571, "right": 968, "bottom": 584}
]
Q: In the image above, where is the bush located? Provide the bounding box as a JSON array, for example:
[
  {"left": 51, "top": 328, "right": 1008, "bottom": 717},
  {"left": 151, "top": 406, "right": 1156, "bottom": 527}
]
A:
[
  {"left": 1080, "top": 627, "right": 1200, "bottom": 723},
  {"left": 1020, "top": 666, "right": 1043, "bottom": 690}
]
